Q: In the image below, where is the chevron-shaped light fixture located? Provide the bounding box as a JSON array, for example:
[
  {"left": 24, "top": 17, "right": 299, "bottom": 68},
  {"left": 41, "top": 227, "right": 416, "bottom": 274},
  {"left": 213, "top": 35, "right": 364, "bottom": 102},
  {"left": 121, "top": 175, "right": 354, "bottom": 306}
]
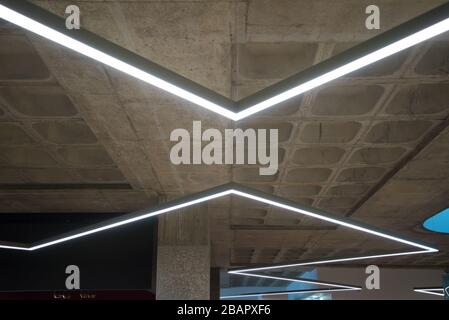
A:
[
  {"left": 220, "top": 273, "right": 362, "bottom": 299},
  {"left": 221, "top": 288, "right": 359, "bottom": 300},
  {"left": 414, "top": 287, "right": 445, "bottom": 297},
  {"left": 0, "top": 183, "right": 438, "bottom": 262},
  {"left": 0, "top": 183, "right": 438, "bottom": 299},
  {"left": 1, "top": 1, "right": 449, "bottom": 120}
]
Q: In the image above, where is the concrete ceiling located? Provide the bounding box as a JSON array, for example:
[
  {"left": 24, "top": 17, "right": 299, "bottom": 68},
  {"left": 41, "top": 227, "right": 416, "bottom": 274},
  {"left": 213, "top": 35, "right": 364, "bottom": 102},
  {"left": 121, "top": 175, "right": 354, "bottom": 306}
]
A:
[{"left": 1, "top": 0, "right": 449, "bottom": 273}]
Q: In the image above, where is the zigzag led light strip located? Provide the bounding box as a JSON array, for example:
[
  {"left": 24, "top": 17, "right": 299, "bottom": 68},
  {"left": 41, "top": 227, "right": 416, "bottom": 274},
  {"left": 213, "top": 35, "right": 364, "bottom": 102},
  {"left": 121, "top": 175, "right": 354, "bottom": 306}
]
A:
[
  {"left": 0, "top": 183, "right": 438, "bottom": 298},
  {"left": 414, "top": 287, "right": 445, "bottom": 297},
  {"left": 1, "top": 1, "right": 449, "bottom": 120},
  {"left": 221, "top": 288, "right": 358, "bottom": 299},
  {"left": 220, "top": 272, "right": 362, "bottom": 299},
  {"left": 0, "top": 183, "right": 438, "bottom": 259}
]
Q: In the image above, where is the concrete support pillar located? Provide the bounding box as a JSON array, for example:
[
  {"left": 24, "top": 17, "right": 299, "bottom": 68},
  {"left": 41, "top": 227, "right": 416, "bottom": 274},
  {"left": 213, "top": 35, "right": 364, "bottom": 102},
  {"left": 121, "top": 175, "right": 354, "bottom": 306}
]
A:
[{"left": 156, "top": 203, "right": 210, "bottom": 300}]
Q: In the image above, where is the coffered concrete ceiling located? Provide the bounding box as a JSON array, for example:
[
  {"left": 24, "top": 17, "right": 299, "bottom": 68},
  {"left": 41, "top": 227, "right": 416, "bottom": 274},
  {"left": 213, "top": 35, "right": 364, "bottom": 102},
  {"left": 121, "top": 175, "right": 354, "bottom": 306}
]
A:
[{"left": 0, "top": 0, "right": 448, "bottom": 274}]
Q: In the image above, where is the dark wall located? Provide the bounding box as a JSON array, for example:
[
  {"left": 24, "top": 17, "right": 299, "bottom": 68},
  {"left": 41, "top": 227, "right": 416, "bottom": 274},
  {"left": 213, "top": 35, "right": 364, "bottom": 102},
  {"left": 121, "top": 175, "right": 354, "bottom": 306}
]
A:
[{"left": 0, "top": 213, "right": 157, "bottom": 291}]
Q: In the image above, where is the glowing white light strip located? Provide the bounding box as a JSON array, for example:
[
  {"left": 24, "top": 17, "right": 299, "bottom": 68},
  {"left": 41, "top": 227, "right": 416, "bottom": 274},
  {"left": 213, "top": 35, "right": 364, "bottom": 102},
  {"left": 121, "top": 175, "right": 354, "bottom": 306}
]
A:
[
  {"left": 221, "top": 287, "right": 358, "bottom": 299},
  {"left": 0, "top": 184, "right": 438, "bottom": 303},
  {"left": 28, "top": 189, "right": 232, "bottom": 251},
  {"left": 0, "top": 244, "right": 31, "bottom": 251},
  {"left": 0, "top": 186, "right": 439, "bottom": 294},
  {"left": 231, "top": 272, "right": 359, "bottom": 290},
  {"left": 1, "top": 4, "right": 449, "bottom": 120},
  {"left": 225, "top": 189, "right": 437, "bottom": 297},
  {"left": 0, "top": 4, "right": 237, "bottom": 120},
  {"left": 414, "top": 288, "right": 444, "bottom": 297},
  {"left": 234, "top": 17, "right": 449, "bottom": 120},
  {"left": 0, "top": 187, "right": 438, "bottom": 261},
  {"left": 0, "top": 189, "right": 232, "bottom": 251},
  {"left": 230, "top": 190, "right": 436, "bottom": 253},
  {"left": 229, "top": 251, "right": 430, "bottom": 274},
  {"left": 220, "top": 272, "right": 361, "bottom": 299}
]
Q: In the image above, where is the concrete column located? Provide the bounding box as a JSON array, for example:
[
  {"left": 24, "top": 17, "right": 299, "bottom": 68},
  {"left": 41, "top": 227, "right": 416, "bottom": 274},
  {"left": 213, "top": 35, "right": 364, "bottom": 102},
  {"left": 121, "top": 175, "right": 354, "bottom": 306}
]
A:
[{"left": 156, "top": 203, "right": 210, "bottom": 300}]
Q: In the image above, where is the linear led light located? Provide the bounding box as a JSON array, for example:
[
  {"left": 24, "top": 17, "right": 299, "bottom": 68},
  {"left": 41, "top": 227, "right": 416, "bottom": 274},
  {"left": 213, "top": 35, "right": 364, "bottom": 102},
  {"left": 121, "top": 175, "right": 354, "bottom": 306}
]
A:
[
  {"left": 235, "top": 10, "right": 449, "bottom": 120},
  {"left": 0, "top": 187, "right": 233, "bottom": 251},
  {"left": 0, "top": 1, "right": 237, "bottom": 120},
  {"left": 229, "top": 251, "right": 433, "bottom": 275},
  {"left": 414, "top": 288, "right": 445, "bottom": 297},
  {"left": 232, "top": 272, "right": 360, "bottom": 290},
  {"left": 220, "top": 272, "right": 361, "bottom": 299},
  {"left": 0, "top": 242, "right": 30, "bottom": 251},
  {"left": 0, "top": 182, "right": 438, "bottom": 279},
  {"left": 221, "top": 287, "right": 359, "bottom": 299},
  {"left": 1, "top": 1, "right": 449, "bottom": 120}
]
